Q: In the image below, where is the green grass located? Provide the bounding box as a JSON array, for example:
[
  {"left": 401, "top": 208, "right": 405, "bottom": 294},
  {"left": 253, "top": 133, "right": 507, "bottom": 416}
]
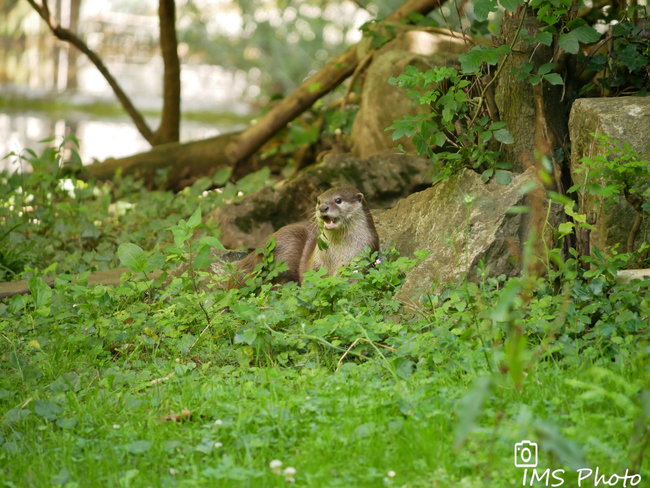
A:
[{"left": 0, "top": 139, "right": 649, "bottom": 487}]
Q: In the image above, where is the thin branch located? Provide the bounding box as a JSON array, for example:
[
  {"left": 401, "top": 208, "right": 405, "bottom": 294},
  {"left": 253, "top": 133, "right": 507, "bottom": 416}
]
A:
[
  {"left": 26, "top": 0, "right": 155, "bottom": 145},
  {"left": 340, "top": 51, "right": 374, "bottom": 110}
]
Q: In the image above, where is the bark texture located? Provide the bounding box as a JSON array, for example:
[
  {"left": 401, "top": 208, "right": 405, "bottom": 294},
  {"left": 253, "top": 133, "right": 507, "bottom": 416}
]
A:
[
  {"left": 155, "top": 0, "right": 181, "bottom": 145},
  {"left": 494, "top": 8, "right": 568, "bottom": 175}
]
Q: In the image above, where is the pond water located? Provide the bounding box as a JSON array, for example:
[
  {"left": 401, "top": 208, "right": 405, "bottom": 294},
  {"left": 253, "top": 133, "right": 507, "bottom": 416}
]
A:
[{"left": 0, "top": 109, "right": 246, "bottom": 173}]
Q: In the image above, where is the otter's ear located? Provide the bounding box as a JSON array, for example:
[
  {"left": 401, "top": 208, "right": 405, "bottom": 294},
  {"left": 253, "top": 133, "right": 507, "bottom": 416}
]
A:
[{"left": 355, "top": 193, "right": 364, "bottom": 202}]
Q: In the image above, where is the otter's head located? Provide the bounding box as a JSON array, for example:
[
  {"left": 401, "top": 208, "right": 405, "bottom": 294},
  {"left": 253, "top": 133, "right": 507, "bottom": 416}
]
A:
[{"left": 315, "top": 187, "right": 366, "bottom": 232}]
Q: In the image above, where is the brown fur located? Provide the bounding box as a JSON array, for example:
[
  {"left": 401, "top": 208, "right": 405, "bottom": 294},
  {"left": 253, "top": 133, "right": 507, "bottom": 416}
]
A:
[{"left": 229, "top": 187, "right": 379, "bottom": 288}]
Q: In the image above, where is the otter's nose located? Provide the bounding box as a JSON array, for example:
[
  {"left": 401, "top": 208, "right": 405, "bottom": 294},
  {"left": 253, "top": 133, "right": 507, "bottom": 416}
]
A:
[{"left": 319, "top": 205, "right": 329, "bottom": 213}]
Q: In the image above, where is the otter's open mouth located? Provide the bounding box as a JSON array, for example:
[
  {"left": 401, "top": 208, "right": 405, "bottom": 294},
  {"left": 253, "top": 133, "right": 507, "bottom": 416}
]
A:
[{"left": 321, "top": 216, "right": 339, "bottom": 230}]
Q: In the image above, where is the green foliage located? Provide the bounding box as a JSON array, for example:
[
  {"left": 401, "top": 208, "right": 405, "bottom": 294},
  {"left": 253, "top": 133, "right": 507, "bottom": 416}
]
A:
[
  {"left": 581, "top": 8, "right": 650, "bottom": 95},
  {"left": 0, "top": 138, "right": 269, "bottom": 281},
  {"left": 569, "top": 134, "right": 650, "bottom": 211},
  {"left": 386, "top": 65, "right": 513, "bottom": 184},
  {"left": 2, "top": 139, "right": 650, "bottom": 485}
]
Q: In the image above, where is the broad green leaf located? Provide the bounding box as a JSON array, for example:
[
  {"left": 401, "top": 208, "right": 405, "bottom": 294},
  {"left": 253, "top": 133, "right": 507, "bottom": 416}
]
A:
[
  {"left": 493, "top": 129, "right": 514, "bottom": 144},
  {"left": 558, "top": 31, "right": 580, "bottom": 54},
  {"left": 126, "top": 440, "right": 152, "bottom": 454},
  {"left": 558, "top": 221, "right": 575, "bottom": 237},
  {"left": 117, "top": 243, "right": 149, "bottom": 273},
  {"left": 212, "top": 167, "right": 232, "bottom": 185},
  {"left": 474, "top": 0, "right": 498, "bottom": 21},
  {"left": 455, "top": 376, "right": 492, "bottom": 443},
  {"left": 481, "top": 168, "right": 494, "bottom": 182},
  {"left": 492, "top": 278, "right": 521, "bottom": 321},
  {"left": 573, "top": 25, "right": 600, "bottom": 43},
  {"left": 538, "top": 62, "right": 554, "bottom": 75},
  {"left": 52, "top": 468, "right": 70, "bottom": 486},
  {"left": 28, "top": 277, "right": 52, "bottom": 310},
  {"left": 544, "top": 73, "right": 564, "bottom": 85},
  {"left": 500, "top": 0, "right": 522, "bottom": 12},
  {"left": 187, "top": 206, "right": 202, "bottom": 228},
  {"left": 394, "top": 358, "right": 414, "bottom": 379},
  {"left": 534, "top": 31, "right": 553, "bottom": 46},
  {"left": 459, "top": 47, "right": 483, "bottom": 74},
  {"left": 199, "top": 236, "right": 226, "bottom": 250},
  {"left": 34, "top": 400, "right": 62, "bottom": 421},
  {"left": 495, "top": 170, "right": 512, "bottom": 185},
  {"left": 194, "top": 245, "right": 213, "bottom": 270}
]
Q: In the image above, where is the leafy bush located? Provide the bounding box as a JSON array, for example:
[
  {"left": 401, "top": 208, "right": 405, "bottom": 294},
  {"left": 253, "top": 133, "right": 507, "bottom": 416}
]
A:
[{"left": 1, "top": 138, "right": 649, "bottom": 486}]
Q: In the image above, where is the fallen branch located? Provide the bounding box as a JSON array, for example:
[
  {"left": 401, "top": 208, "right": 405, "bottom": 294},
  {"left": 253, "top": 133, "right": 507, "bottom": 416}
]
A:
[{"left": 225, "top": 0, "right": 445, "bottom": 168}]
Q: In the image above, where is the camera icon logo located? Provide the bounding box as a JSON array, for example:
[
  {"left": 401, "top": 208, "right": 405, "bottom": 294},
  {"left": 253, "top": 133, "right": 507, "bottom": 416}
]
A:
[{"left": 514, "top": 440, "right": 538, "bottom": 468}]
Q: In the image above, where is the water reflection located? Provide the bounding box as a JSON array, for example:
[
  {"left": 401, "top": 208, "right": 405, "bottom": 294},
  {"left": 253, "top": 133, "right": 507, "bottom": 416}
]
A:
[{"left": 0, "top": 112, "right": 243, "bottom": 172}]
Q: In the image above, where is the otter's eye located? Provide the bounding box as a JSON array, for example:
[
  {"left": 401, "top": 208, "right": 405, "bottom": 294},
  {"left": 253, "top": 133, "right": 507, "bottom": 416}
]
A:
[{"left": 335, "top": 198, "right": 342, "bottom": 204}]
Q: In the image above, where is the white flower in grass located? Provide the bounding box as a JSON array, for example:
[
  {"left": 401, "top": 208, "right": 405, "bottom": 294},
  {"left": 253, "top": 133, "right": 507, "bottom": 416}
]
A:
[
  {"left": 214, "top": 419, "right": 223, "bottom": 426},
  {"left": 270, "top": 459, "right": 283, "bottom": 475},
  {"left": 112, "top": 424, "right": 120, "bottom": 429},
  {"left": 387, "top": 470, "right": 396, "bottom": 478},
  {"left": 284, "top": 467, "right": 296, "bottom": 483},
  {"left": 169, "top": 468, "right": 179, "bottom": 476},
  {"left": 214, "top": 442, "right": 223, "bottom": 448}
]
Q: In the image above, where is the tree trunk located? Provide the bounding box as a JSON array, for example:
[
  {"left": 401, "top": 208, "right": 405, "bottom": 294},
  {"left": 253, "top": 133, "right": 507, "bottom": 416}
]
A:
[
  {"left": 66, "top": 0, "right": 81, "bottom": 91},
  {"left": 154, "top": 0, "right": 181, "bottom": 145},
  {"left": 495, "top": 7, "right": 569, "bottom": 178}
]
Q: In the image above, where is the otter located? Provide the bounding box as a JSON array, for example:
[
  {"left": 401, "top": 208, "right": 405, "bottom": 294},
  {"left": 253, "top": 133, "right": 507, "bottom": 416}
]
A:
[{"left": 230, "top": 187, "right": 379, "bottom": 287}]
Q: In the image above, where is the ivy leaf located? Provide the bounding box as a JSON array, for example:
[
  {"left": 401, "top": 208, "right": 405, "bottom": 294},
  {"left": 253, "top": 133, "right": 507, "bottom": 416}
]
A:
[
  {"left": 544, "top": 73, "right": 564, "bottom": 85},
  {"left": 618, "top": 44, "right": 646, "bottom": 72},
  {"left": 493, "top": 129, "right": 514, "bottom": 144},
  {"left": 117, "top": 243, "right": 148, "bottom": 273}
]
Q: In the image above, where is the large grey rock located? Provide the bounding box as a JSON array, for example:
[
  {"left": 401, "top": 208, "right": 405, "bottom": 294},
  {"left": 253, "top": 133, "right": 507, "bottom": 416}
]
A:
[
  {"left": 350, "top": 50, "right": 459, "bottom": 160},
  {"left": 207, "top": 151, "right": 431, "bottom": 250},
  {"left": 375, "top": 167, "right": 558, "bottom": 300},
  {"left": 350, "top": 28, "right": 465, "bottom": 160},
  {"left": 569, "top": 97, "right": 650, "bottom": 253}
]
